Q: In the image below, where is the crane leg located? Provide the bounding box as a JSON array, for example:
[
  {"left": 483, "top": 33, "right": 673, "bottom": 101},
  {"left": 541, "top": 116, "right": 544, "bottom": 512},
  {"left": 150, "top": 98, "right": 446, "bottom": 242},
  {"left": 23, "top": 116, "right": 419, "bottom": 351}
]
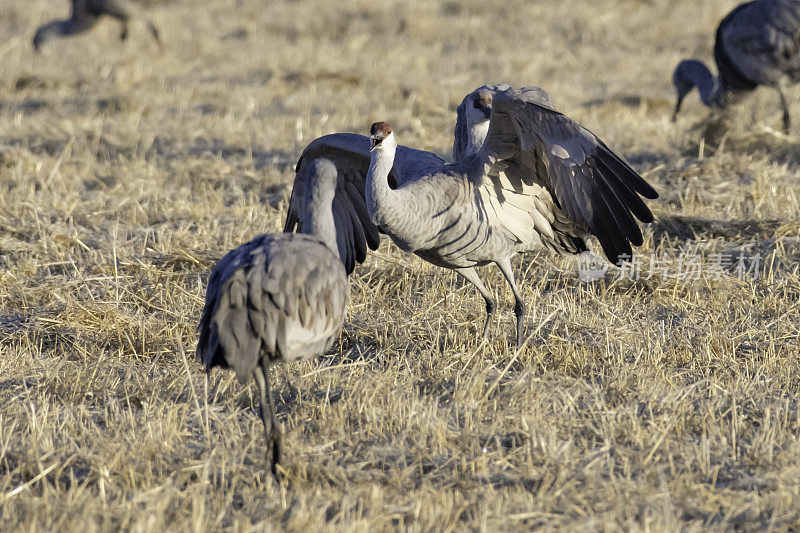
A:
[
  {"left": 496, "top": 258, "right": 526, "bottom": 345},
  {"left": 147, "top": 20, "right": 162, "bottom": 47},
  {"left": 778, "top": 84, "right": 791, "bottom": 133},
  {"left": 254, "top": 362, "right": 282, "bottom": 478},
  {"left": 455, "top": 267, "right": 495, "bottom": 340}
]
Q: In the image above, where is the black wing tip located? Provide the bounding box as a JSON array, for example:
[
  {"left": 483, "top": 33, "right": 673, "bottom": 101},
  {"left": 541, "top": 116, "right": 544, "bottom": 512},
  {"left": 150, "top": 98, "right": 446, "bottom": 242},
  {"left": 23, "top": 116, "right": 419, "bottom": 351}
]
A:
[
  {"left": 600, "top": 239, "right": 634, "bottom": 268},
  {"left": 597, "top": 144, "right": 660, "bottom": 200},
  {"left": 640, "top": 186, "right": 659, "bottom": 200},
  {"left": 367, "top": 234, "right": 380, "bottom": 250},
  {"left": 589, "top": 165, "right": 650, "bottom": 252},
  {"left": 587, "top": 182, "right": 643, "bottom": 267},
  {"left": 283, "top": 215, "right": 297, "bottom": 233},
  {"left": 570, "top": 235, "right": 589, "bottom": 254},
  {"left": 637, "top": 210, "right": 655, "bottom": 224},
  {"left": 594, "top": 159, "right": 657, "bottom": 227}
]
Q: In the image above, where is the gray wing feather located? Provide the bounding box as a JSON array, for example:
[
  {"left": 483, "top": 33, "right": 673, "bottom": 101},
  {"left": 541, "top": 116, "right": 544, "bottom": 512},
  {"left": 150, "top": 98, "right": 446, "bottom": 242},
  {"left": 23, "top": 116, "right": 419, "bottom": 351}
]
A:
[
  {"left": 197, "top": 234, "right": 349, "bottom": 381},
  {"left": 453, "top": 98, "right": 468, "bottom": 161},
  {"left": 515, "top": 86, "right": 558, "bottom": 110},
  {"left": 480, "top": 88, "right": 658, "bottom": 264},
  {"left": 285, "top": 133, "right": 444, "bottom": 274},
  {"left": 331, "top": 196, "right": 356, "bottom": 274}
]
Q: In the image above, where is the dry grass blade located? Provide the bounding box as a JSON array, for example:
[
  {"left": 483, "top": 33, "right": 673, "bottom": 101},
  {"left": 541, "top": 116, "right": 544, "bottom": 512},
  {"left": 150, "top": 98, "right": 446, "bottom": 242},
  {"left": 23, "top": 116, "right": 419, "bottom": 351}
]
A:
[{"left": 3, "top": 462, "right": 60, "bottom": 501}]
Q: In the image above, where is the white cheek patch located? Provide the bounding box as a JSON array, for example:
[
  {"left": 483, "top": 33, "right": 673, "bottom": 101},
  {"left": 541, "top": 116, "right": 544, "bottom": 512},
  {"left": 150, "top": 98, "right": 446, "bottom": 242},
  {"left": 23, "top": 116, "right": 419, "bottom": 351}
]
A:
[{"left": 550, "top": 144, "right": 570, "bottom": 159}]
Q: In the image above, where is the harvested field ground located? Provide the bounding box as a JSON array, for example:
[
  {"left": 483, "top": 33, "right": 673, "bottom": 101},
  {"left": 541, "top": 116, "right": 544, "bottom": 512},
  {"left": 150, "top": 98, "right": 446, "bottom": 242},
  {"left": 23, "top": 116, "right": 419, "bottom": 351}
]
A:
[{"left": 0, "top": 0, "right": 799, "bottom": 530}]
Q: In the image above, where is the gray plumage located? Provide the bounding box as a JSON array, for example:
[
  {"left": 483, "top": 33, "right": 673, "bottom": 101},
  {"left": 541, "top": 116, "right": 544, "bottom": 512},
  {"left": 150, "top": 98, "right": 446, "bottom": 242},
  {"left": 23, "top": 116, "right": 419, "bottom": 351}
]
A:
[
  {"left": 672, "top": 0, "right": 800, "bottom": 131},
  {"left": 33, "top": 0, "right": 161, "bottom": 51},
  {"left": 364, "top": 87, "right": 658, "bottom": 344},
  {"left": 197, "top": 159, "right": 349, "bottom": 477},
  {"left": 285, "top": 84, "right": 514, "bottom": 275},
  {"left": 284, "top": 134, "right": 446, "bottom": 275}
]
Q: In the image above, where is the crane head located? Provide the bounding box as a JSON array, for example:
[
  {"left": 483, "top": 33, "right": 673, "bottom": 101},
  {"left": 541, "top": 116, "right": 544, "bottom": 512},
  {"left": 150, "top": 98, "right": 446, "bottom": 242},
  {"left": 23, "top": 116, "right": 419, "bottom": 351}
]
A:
[
  {"left": 462, "top": 89, "right": 493, "bottom": 129},
  {"left": 454, "top": 85, "right": 505, "bottom": 160},
  {"left": 369, "top": 122, "right": 395, "bottom": 150},
  {"left": 472, "top": 89, "right": 493, "bottom": 120},
  {"left": 671, "top": 60, "right": 703, "bottom": 122}
]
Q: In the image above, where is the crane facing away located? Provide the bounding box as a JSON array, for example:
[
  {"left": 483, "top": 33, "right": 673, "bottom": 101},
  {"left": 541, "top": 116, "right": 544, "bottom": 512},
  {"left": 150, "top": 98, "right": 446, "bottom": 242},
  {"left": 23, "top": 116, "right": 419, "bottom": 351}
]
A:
[
  {"left": 672, "top": 0, "right": 800, "bottom": 131},
  {"left": 197, "top": 159, "right": 349, "bottom": 477}
]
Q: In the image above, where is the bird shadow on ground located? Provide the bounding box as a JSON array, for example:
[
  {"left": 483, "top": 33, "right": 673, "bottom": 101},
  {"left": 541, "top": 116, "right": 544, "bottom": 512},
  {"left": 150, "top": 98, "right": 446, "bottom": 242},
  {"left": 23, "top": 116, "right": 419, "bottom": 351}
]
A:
[
  {"left": 11, "top": 74, "right": 89, "bottom": 92},
  {"left": 199, "top": 68, "right": 273, "bottom": 86},
  {"left": 5, "top": 132, "right": 134, "bottom": 162},
  {"left": 682, "top": 112, "right": 800, "bottom": 166},
  {"left": 4, "top": 136, "right": 69, "bottom": 158},
  {"left": 0, "top": 313, "right": 35, "bottom": 336},
  {"left": 148, "top": 136, "right": 296, "bottom": 172},
  {"left": 271, "top": 379, "right": 343, "bottom": 415},
  {"left": 647, "top": 215, "right": 800, "bottom": 278},
  {"left": 282, "top": 70, "right": 361, "bottom": 88},
  {"left": 650, "top": 215, "right": 790, "bottom": 245},
  {"left": 3, "top": 131, "right": 296, "bottom": 177},
  {"left": 270, "top": 337, "right": 387, "bottom": 413},
  {"left": 323, "top": 332, "right": 388, "bottom": 369},
  {"left": 624, "top": 149, "right": 674, "bottom": 170},
  {"left": 0, "top": 377, "right": 36, "bottom": 397},
  {"left": 581, "top": 93, "right": 673, "bottom": 115},
  {"left": 0, "top": 95, "right": 140, "bottom": 118},
  {"left": 0, "top": 309, "right": 79, "bottom": 358},
  {"left": 0, "top": 99, "right": 50, "bottom": 114}
]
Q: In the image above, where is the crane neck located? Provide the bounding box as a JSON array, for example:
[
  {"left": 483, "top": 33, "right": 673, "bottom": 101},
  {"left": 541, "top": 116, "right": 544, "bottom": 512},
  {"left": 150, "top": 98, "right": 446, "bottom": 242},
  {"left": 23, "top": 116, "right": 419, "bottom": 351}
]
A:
[
  {"left": 465, "top": 121, "right": 489, "bottom": 157},
  {"left": 301, "top": 206, "right": 338, "bottom": 259},
  {"left": 33, "top": 21, "right": 69, "bottom": 49},
  {"left": 365, "top": 144, "right": 400, "bottom": 230},
  {"left": 299, "top": 164, "right": 339, "bottom": 259},
  {"left": 688, "top": 60, "right": 726, "bottom": 107}
]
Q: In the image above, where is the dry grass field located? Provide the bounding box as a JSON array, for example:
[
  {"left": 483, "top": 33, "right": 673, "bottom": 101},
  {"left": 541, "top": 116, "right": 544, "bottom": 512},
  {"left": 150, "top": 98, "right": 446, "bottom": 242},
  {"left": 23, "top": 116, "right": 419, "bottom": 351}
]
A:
[{"left": 0, "top": 0, "right": 799, "bottom": 530}]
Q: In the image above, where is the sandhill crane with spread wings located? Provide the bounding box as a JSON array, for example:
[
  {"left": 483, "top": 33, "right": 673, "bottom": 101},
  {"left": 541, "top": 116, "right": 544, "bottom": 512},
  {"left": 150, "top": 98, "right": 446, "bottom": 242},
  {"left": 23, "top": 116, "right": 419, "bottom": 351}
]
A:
[
  {"left": 293, "top": 86, "right": 658, "bottom": 344},
  {"left": 672, "top": 0, "right": 800, "bottom": 131},
  {"left": 33, "top": 0, "right": 161, "bottom": 51},
  {"left": 284, "top": 84, "right": 550, "bottom": 275},
  {"left": 197, "top": 159, "right": 349, "bottom": 477}
]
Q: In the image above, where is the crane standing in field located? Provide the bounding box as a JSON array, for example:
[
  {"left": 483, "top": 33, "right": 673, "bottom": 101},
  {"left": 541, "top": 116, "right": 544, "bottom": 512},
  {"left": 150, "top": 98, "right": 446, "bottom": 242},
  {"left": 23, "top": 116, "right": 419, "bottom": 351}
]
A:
[
  {"left": 197, "top": 159, "right": 349, "bottom": 477},
  {"left": 672, "top": 0, "right": 800, "bottom": 132},
  {"left": 363, "top": 86, "right": 658, "bottom": 344},
  {"left": 33, "top": 0, "right": 161, "bottom": 51},
  {"left": 284, "top": 84, "right": 550, "bottom": 275}
]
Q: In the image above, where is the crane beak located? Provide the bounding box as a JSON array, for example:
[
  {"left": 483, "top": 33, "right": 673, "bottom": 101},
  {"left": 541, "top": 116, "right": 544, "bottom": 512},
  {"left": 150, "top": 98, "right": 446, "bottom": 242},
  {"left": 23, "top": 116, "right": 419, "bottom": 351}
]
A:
[
  {"left": 370, "top": 135, "right": 383, "bottom": 150},
  {"left": 671, "top": 96, "right": 684, "bottom": 122}
]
